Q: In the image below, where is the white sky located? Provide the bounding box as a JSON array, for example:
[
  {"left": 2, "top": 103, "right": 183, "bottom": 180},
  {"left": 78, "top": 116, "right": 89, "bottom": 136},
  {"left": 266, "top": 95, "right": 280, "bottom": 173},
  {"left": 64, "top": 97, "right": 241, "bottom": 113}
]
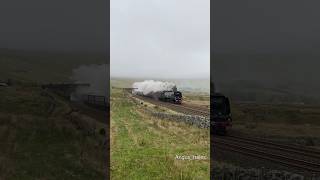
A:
[{"left": 110, "top": 0, "right": 210, "bottom": 79}]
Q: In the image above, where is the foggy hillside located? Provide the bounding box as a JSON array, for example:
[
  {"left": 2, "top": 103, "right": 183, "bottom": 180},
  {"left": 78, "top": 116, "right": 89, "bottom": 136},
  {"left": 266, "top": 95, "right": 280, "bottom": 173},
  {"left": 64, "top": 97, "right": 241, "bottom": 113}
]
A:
[
  {"left": 71, "top": 64, "right": 109, "bottom": 101},
  {"left": 0, "top": 49, "right": 107, "bottom": 82},
  {"left": 213, "top": 53, "right": 320, "bottom": 104}
]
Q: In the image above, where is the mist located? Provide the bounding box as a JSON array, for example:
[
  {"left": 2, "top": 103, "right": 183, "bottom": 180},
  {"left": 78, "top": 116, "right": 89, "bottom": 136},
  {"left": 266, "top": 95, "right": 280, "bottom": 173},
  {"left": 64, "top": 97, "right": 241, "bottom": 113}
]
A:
[
  {"left": 70, "top": 64, "right": 109, "bottom": 101},
  {"left": 0, "top": 0, "right": 108, "bottom": 53},
  {"left": 111, "top": 0, "right": 210, "bottom": 79},
  {"left": 213, "top": 0, "right": 320, "bottom": 54},
  {"left": 213, "top": 53, "right": 320, "bottom": 104},
  {"left": 213, "top": 0, "right": 320, "bottom": 104}
]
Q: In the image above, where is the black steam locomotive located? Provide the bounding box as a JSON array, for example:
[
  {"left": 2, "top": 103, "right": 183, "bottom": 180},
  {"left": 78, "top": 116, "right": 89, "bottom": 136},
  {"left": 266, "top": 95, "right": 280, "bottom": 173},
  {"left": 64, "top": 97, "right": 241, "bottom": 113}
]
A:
[
  {"left": 134, "top": 90, "right": 182, "bottom": 104},
  {"left": 211, "top": 93, "right": 232, "bottom": 135},
  {"left": 158, "top": 90, "right": 182, "bottom": 104}
]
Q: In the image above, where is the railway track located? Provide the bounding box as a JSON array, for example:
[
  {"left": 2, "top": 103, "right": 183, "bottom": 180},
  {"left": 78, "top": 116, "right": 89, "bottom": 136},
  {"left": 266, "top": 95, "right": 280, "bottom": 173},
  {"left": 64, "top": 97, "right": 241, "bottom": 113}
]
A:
[
  {"left": 213, "top": 135, "right": 320, "bottom": 173},
  {"left": 133, "top": 95, "right": 210, "bottom": 117}
]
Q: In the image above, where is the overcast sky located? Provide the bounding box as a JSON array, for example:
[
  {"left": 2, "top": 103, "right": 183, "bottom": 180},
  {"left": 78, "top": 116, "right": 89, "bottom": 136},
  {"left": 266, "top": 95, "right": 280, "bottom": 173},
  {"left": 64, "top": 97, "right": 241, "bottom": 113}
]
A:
[
  {"left": 0, "top": 0, "right": 108, "bottom": 53},
  {"left": 110, "top": 0, "right": 210, "bottom": 79},
  {"left": 213, "top": 0, "right": 320, "bottom": 54}
]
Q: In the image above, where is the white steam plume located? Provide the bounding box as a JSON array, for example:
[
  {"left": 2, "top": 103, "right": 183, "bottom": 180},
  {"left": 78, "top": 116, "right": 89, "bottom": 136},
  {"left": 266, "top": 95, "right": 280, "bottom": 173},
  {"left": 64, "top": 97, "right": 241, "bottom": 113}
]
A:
[{"left": 132, "top": 80, "right": 177, "bottom": 96}]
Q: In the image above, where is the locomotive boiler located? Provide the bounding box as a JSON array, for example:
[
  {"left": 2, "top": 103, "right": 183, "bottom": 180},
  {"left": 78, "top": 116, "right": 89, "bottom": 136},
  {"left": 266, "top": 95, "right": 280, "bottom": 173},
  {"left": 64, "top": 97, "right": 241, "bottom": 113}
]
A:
[
  {"left": 158, "top": 90, "right": 182, "bottom": 104},
  {"left": 211, "top": 93, "right": 232, "bottom": 135},
  {"left": 133, "top": 89, "right": 182, "bottom": 104}
]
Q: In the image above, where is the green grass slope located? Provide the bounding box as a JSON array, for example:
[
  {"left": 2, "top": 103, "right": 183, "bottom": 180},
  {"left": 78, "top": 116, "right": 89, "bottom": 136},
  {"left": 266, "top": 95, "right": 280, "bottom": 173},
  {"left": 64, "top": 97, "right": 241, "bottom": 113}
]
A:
[
  {"left": 0, "top": 49, "right": 108, "bottom": 179},
  {"left": 110, "top": 89, "right": 210, "bottom": 179},
  {"left": 0, "top": 85, "right": 107, "bottom": 179}
]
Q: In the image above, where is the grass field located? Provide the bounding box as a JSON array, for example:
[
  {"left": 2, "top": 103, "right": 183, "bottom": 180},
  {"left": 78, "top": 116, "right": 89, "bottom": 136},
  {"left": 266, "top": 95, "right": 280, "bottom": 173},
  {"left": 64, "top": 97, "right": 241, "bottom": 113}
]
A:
[
  {"left": 183, "top": 92, "right": 210, "bottom": 107},
  {"left": 0, "top": 50, "right": 108, "bottom": 179},
  {"left": 211, "top": 102, "right": 320, "bottom": 177},
  {"left": 110, "top": 89, "right": 210, "bottom": 179},
  {"left": 230, "top": 102, "right": 320, "bottom": 147},
  {"left": 0, "top": 85, "right": 108, "bottom": 179}
]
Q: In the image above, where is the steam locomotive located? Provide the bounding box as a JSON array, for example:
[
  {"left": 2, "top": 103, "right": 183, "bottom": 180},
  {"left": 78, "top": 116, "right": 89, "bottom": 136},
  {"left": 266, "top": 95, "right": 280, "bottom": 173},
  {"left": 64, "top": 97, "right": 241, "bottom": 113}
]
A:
[
  {"left": 134, "top": 90, "right": 182, "bottom": 104},
  {"left": 211, "top": 93, "right": 232, "bottom": 135},
  {"left": 158, "top": 90, "right": 182, "bottom": 104}
]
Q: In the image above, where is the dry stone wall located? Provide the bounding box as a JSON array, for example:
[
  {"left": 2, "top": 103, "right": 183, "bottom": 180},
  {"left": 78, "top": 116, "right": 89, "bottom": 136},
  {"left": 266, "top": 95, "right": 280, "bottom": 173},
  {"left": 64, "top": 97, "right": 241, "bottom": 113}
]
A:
[{"left": 132, "top": 96, "right": 210, "bottom": 128}]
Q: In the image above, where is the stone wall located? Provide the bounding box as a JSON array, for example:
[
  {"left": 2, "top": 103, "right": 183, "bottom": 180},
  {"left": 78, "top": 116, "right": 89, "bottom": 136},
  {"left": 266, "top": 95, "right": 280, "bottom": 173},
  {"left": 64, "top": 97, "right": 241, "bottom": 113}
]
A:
[{"left": 132, "top": 96, "right": 210, "bottom": 128}]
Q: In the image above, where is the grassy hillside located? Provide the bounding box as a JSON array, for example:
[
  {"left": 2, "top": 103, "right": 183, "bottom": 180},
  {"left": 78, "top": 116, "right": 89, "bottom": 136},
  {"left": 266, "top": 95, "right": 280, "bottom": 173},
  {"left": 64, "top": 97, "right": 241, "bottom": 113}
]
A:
[
  {"left": 0, "top": 49, "right": 106, "bottom": 83},
  {"left": 0, "top": 85, "right": 107, "bottom": 179},
  {"left": 110, "top": 89, "right": 210, "bottom": 179},
  {"left": 230, "top": 102, "right": 320, "bottom": 147},
  {"left": 0, "top": 49, "right": 108, "bottom": 179}
]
